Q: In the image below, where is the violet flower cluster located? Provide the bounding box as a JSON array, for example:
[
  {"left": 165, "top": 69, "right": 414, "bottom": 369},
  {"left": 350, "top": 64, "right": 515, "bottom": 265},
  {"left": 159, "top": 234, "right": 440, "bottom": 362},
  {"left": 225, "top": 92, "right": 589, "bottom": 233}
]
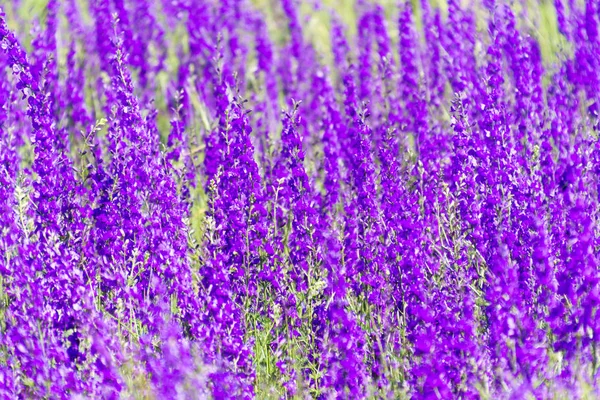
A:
[{"left": 2, "top": 0, "right": 600, "bottom": 398}]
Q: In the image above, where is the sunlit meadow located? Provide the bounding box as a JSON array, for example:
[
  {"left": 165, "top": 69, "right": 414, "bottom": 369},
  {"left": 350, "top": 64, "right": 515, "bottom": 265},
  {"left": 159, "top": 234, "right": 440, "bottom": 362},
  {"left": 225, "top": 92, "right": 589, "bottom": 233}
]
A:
[{"left": 1, "top": 0, "right": 600, "bottom": 398}]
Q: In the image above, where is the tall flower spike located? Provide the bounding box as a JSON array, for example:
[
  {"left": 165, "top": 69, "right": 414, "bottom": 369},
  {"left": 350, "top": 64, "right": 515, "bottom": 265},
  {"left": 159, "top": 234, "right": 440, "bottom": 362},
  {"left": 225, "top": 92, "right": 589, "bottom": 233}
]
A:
[
  {"left": 0, "top": 8, "right": 124, "bottom": 396},
  {"left": 398, "top": 1, "right": 429, "bottom": 158},
  {"left": 364, "top": 5, "right": 395, "bottom": 149},
  {"left": 356, "top": 4, "right": 373, "bottom": 103},
  {"left": 553, "top": 147, "right": 600, "bottom": 367},
  {"left": 420, "top": 0, "right": 444, "bottom": 106},
  {"left": 201, "top": 94, "right": 273, "bottom": 398},
  {"left": 0, "top": 48, "right": 25, "bottom": 399},
  {"left": 312, "top": 68, "right": 342, "bottom": 212},
  {"left": 313, "top": 207, "right": 368, "bottom": 397},
  {"left": 342, "top": 104, "right": 391, "bottom": 391},
  {"left": 270, "top": 102, "right": 320, "bottom": 292}
]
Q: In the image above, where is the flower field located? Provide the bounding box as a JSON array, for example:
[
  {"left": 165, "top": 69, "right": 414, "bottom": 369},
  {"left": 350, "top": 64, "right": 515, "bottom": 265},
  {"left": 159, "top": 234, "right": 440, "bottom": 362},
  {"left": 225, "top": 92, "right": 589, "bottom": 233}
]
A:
[{"left": 1, "top": 0, "right": 600, "bottom": 398}]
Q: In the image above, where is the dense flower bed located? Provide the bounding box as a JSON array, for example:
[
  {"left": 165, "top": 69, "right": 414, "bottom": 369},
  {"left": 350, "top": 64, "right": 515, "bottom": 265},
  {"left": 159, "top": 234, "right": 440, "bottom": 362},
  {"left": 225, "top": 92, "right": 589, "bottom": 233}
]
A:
[{"left": 1, "top": 0, "right": 600, "bottom": 398}]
